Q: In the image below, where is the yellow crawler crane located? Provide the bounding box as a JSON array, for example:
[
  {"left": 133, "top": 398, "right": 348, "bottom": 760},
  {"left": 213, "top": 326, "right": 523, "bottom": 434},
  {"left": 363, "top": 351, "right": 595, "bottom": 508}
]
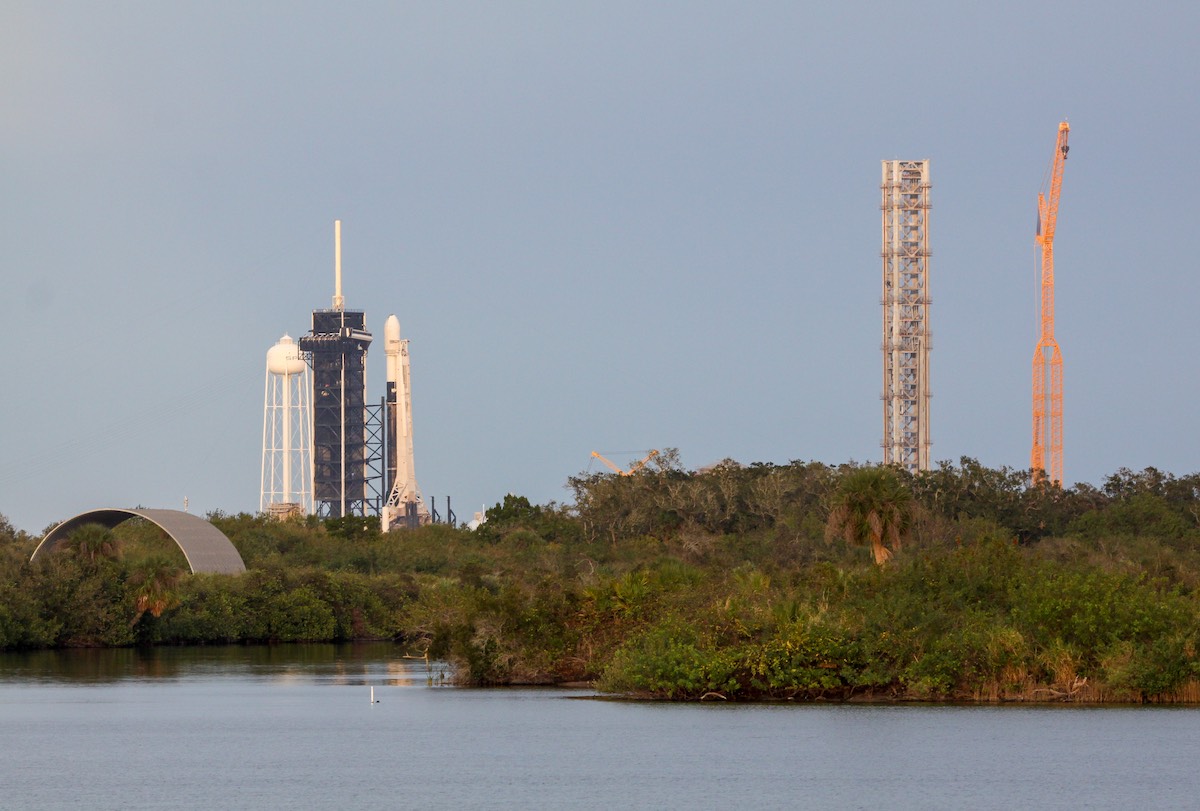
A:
[
  {"left": 1031, "top": 120, "right": 1070, "bottom": 484},
  {"left": 590, "top": 449, "right": 659, "bottom": 476}
]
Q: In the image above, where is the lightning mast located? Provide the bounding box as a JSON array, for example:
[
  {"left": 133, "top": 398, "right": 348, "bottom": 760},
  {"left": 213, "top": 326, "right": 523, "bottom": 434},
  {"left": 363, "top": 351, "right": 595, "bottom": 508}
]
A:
[{"left": 1031, "top": 121, "right": 1070, "bottom": 485}]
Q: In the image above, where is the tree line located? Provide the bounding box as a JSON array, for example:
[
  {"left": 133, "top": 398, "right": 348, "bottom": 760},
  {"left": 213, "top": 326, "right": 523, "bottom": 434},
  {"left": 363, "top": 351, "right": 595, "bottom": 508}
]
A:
[{"left": 5, "top": 455, "right": 1200, "bottom": 701}]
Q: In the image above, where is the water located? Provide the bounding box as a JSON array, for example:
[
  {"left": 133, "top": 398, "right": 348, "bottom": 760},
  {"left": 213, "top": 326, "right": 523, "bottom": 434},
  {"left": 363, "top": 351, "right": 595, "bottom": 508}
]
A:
[{"left": 0, "top": 645, "right": 1197, "bottom": 810}]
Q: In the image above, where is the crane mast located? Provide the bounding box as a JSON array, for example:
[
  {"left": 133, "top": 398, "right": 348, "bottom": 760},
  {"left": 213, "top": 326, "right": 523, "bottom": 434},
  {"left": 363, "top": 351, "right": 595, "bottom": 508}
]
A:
[{"left": 1031, "top": 121, "right": 1070, "bottom": 484}]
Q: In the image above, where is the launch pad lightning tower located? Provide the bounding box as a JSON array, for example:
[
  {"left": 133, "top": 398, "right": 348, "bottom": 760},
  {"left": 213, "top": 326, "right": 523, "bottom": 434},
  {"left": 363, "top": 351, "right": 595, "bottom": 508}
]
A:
[
  {"left": 881, "top": 159, "right": 932, "bottom": 473},
  {"left": 298, "top": 221, "right": 374, "bottom": 517}
]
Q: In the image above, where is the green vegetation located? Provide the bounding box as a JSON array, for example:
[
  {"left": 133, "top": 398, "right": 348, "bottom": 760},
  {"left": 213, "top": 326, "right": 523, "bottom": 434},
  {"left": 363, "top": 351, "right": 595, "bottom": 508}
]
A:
[
  {"left": 825, "top": 466, "right": 913, "bottom": 564},
  {"left": 5, "top": 458, "right": 1200, "bottom": 703}
]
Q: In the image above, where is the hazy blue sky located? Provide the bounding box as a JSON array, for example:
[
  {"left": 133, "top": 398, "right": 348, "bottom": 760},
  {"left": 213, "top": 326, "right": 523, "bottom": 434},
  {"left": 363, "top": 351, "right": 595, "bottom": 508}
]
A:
[{"left": 2, "top": 2, "right": 1198, "bottom": 533}]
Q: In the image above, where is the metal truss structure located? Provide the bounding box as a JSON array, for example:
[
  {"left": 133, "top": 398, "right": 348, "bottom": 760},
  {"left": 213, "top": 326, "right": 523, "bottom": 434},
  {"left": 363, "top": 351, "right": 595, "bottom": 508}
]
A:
[
  {"left": 1031, "top": 121, "right": 1070, "bottom": 485},
  {"left": 299, "top": 309, "right": 373, "bottom": 517},
  {"left": 881, "top": 159, "right": 932, "bottom": 474},
  {"left": 364, "top": 399, "right": 385, "bottom": 518}
]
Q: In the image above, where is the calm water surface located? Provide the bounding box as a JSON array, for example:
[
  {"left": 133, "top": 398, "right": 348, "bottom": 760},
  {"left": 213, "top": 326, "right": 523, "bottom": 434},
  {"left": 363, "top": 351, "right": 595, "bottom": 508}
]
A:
[{"left": 0, "top": 644, "right": 1197, "bottom": 810}]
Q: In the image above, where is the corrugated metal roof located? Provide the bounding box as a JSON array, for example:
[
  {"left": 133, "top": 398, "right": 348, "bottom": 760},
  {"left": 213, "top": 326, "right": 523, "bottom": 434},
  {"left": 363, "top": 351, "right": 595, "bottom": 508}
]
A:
[{"left": 31, "top": 508, "right": 246, "bottom": 575}]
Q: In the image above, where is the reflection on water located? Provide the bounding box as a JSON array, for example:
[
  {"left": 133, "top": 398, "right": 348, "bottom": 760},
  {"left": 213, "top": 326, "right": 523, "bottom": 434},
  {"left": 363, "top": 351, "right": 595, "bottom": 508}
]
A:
[
  {"left": 2, "top": 647, "right": 1200, "bottom": 810},
  {"left": 0, "top": 642, "right": 449, "bottom": 686}
]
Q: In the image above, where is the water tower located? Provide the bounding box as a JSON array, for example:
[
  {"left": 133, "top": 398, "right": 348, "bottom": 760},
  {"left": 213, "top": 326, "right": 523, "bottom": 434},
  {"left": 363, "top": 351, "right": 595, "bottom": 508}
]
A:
[{"left": 260, "top": 334, "right": 313, "bottom": 517}]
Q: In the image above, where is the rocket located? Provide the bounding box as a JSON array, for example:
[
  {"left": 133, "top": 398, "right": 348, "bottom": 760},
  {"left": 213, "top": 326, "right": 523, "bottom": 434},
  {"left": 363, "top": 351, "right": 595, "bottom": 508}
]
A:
[
  {"left": 382, "top": 314, "right": 427, "bottom": 530},
  {"left": 384, "top": 314, "right": 411, "bottom": 501}
]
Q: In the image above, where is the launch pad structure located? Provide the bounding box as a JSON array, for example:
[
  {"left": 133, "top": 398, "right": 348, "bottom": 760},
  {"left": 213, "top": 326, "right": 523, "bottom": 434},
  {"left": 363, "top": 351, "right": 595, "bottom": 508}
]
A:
[
  {"left": 297, "top": 221, "right": 378, "bottom": 518},
  {"left": 881, "top": 159, "right": 932, "bottom": 474},
  {"left": 278, "top": 220, "right": 433, "bottom": 526},
  {"left": 300, "top": 308, "right": 374, "bottom": 517}
]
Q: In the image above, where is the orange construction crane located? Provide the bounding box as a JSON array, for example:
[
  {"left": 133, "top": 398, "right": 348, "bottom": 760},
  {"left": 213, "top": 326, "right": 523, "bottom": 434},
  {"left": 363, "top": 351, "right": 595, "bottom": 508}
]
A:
[
  {"left": 1031, "top": 121, "right": 1070, "bottom": 484},
  {"left": 590, "top": 449, "right": 659, "bottom": 476}
]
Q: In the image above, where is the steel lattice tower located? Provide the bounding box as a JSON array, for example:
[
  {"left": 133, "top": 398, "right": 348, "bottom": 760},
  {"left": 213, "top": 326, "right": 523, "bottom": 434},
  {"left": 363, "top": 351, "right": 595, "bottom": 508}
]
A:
[{"left": 881, "top": 160, "right": 932, "bottom": 473}]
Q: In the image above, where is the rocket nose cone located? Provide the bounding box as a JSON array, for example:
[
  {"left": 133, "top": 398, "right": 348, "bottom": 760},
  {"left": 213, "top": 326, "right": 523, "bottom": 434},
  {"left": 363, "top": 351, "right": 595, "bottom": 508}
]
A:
[{"left": 384, "top": 314, "right": 401, "bottom": 348}]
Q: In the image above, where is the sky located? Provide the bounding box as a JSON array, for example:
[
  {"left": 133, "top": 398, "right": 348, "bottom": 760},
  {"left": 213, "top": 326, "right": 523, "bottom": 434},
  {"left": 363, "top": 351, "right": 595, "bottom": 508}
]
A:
[{"left": 2, "top": 1, "right": 1198, "bottom": 534}]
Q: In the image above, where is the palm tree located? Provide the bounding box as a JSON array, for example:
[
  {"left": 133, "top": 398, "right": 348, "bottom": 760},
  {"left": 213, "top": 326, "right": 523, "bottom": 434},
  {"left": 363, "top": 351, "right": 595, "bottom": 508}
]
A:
[
  {"left": 68, "top": 523, "right": 121, "bottom": 566},
  {"left": 128, "top": 557, "right": 183, "bottom": 626},
  {"left": 825, "top": 467, "right": 913, "bottom": 565}
]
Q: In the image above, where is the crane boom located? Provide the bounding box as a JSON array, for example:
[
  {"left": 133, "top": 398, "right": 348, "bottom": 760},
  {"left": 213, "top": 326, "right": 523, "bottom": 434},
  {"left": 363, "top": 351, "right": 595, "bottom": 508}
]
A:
[
  {"left": 624, "top": 449, "right": 659, "bottom": 475},
  {"left": 591, "top": 450, "right": 659, "bottom": 476},
  {"left": 1031, "top": 121, "right": 1070, "bottom": 484},
  {"left": 591, "top": 451, "right": 625, "bottom": 476}
]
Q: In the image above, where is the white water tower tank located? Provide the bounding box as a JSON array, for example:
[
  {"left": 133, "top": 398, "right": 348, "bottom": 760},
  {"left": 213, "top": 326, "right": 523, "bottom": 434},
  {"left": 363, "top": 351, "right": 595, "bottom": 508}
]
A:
[
  {"left": 261, "top": 335, "right": 313, "bottom": 516},
  {"left": 266, "top": 335, "right": 307, "bottom": 376}
]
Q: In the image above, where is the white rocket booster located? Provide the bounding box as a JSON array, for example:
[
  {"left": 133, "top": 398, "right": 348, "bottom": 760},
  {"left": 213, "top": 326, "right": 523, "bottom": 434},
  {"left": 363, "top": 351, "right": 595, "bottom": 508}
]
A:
[
  {"left": 385, "top": 314, "right": 414, "bottom": 502},
  {"left": 382, "top": 314, "right": 428, "bottom": 530}
]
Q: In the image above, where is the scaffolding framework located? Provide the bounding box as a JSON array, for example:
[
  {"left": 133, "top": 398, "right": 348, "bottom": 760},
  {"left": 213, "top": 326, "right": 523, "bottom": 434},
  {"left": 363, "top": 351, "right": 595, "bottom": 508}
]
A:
[{"left": 881, "top": 159, "right": 932, "bottom": 473}]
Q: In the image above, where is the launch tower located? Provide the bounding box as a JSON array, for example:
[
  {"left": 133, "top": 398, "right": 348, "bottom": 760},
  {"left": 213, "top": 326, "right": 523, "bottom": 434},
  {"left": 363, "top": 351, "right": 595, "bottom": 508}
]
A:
[
  {"left": 881, "top": 159, "right": 932, "bottom": 473},
  {"left": 298, "top": 221, "right": 374, "bottom": 517}
]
